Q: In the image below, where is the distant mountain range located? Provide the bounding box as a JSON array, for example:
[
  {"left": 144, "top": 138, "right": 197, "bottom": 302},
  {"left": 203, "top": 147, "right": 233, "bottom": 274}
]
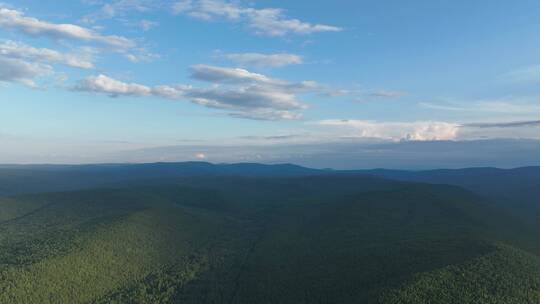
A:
[{"left": 1, "top": 162, "right": 539, "bottom": 213}]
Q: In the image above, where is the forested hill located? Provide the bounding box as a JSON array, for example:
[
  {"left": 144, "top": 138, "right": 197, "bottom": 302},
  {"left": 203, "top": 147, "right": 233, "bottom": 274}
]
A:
[
  {"left": 361, "top": 166, "right": 540, "bottom": 219},
  {"left": 1, "top": 174, "right": 540, "bottom": 303}
]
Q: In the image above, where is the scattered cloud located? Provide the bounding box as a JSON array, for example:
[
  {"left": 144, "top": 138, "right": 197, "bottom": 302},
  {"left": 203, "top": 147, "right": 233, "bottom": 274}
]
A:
[
  {"left": 0, "top": 56, "right": 52, "bottom": 87},
  {"left": 0, "top": 40, "right": 95, "bottom": 69},
  {"left": 124, "top": 48, "right": 160, "bottom": 63},
  {"left": 368, "top": 90, "right": 407, "bottom": 98},
  {"left": 315, "top": 117, "right": 540, "bottom": 143},
  {"left": 171, "top": 0, "right": 342, "bottom": 36},
  {"left": 220, "top": 52, "right": 303, "bottom": 68},
  {"left": 239, "top": 134, "right": 304, "bottom": 142},
  {"left": 0, "top": 7, "right": 135, "bottom": 49},
  {"left": 464, "top": 119, "right": 540, "bottom": 129},
  {"left": 75, "top": 74, "right": 152, "bottom": 97},
  {"left": 420, "top": 98, "right": 540, "bottom": 115},
  {"left": 191, "top": 64, "right": 284, "bottom": 85},
  {"left": 227, "top": 109, "right": 302, "bottom": 121},
  {"left": 502, "top": 64, "right": 540, "bottom": 84},
  {"left": 81, "top": 0, "right": 160, "bottom": 24},
  {"left": 74, "top": 64, "right": 325, "bottom": 120},
  {"left": 316, "top": 119, "right": 460, "bottom": 141},
  {"left": 139, "top": 19, "right": 158, "bottom": 31},
  {"left": 191, "top": 64, "right": 322, "bottom": 92},
  {"left": 171, "top": 0, "right": 193, "bottom": 14},
  {"left": 187, "top": 85, "right": 306, "bottom": 111}
]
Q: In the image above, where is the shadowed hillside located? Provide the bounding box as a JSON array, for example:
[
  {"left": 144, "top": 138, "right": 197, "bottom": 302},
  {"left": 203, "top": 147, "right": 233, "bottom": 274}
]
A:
[{"left": 0, "top": 171, "right": 539, "bottom": 303}]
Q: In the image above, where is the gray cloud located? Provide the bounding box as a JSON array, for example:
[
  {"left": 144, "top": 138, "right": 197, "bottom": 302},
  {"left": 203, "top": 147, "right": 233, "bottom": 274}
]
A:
[
  {"left": 0, "top": 56, "right": 52, "bottom": 87},
  {"left": 191, "top": 64, "right": 284, "bottom": 85},
  {"left": 465, "top": 120, "right": 540, "bottom": 128},
  {"left": 368, "top": 90, "right": 407, "bottom": 98},
  {"left": 191, "top": 64, "right": 322, "bottom": 93},
  {"left": 74, "top": 68, "right": 313, "bottom": 120},
  {"left": 187, "top": 85, "right": 306, "bottom": 111}
]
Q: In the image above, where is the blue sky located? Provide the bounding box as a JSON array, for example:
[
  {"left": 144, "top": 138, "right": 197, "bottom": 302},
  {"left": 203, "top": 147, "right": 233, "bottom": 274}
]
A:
[{"left": 1, "top": 0, "right": 540, "bottom": 167}]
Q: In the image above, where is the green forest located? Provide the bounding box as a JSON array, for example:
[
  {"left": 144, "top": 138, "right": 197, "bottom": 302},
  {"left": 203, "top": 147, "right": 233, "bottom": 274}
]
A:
[{"left": 0, "top": 164, "right": 539, "bottom": 303}]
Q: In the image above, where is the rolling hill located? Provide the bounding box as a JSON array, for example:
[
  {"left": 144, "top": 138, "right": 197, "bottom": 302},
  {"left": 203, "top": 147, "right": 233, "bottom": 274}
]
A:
[{"left": 0, "top": 164, "right": 540, "bottom": 303}]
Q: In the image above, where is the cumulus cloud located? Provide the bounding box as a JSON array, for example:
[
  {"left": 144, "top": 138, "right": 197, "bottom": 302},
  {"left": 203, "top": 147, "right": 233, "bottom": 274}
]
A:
[
  {"left": 0, "top": 40, "right": 95, "bottom": 69},
  {"left": 188, "top": 85, "right": 306, "bottom": 111},
  {"left": 314, "top": 117, "right": 540, "bottom": 143},
  {"left": 0, "top": 7, "right": 135, "bottom": 49},
  {"left": 74, "top": 65, "right": 321, "bottom": 120},
  {"left": 317, "top": 119, "right": 460, "bottom": 141},
  {"left": 75, "top": 74, "right": 152, "bottom": 97},
  {"left": 191, "top": 64, "right": 283, "bottom": 85},
  {"left": 191, "top": 65, "right": 322, "bottom": 94},
  {"left": 0, "top": 57, "right": 52, "bottom": 87},
  {"left": 171, "top": 0, "right": 342, "bottom": 36},
  {"left": 221, "top": 52, "right": 303, "bottom": 68}
]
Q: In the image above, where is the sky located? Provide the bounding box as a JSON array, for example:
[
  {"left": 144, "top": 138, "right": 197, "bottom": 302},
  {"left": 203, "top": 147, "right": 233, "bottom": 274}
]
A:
[{"left": 1, "top": 0, "right": 540, "bottom": 168}]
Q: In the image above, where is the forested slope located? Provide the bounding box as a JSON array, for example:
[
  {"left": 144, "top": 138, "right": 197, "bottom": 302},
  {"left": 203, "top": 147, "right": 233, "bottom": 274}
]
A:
[{"left": 0, "top": 174, "right": 539, "bottom": 303}]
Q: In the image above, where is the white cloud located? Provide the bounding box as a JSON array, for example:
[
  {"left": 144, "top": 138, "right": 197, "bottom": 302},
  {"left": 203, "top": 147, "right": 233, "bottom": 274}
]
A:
[
  {"left": 0, "top": 7, "right": 135, "bottom": 49},
  {"left": 139, "top": 19, "right": 158, "bottom": 31},
  {"left": 0, "top": 40, "right": 95, "bottom": 69},
  {"left": 124, "top": 48, "right": 160, "bottom": 63},
  {"left": 74, "top": 66, "right": 316, "bottom": 120},
  {"left": 81, "top": 0, "right": 159, "bottom": 24},
  {"left": 0, "top": 57, "right": 52, "bottom": 87},
  {"left": 191, "top": 64, "right": 285, "bottom": 85},
  {"left": 75, "top": 74, "right": 152, "bottom": 97},
  {"left": 172, "top": 0, "right": 193, "bottom": 14},
  {"left": 190, "top": 64, "right": 322, "bottom": 94},
  {"left": 246, "top": 7, "right": 342, "bottom": 36},
  {"left": 74, "top": 63, "right": 354, "bottom": 121},
  {"left": 317, "top": 119, "right": 460, "bottom": 141},
  {"left": 171, "top": 0, "right": 342, "bottom": 36},
  {"left": 187, "top": 85, "right": 306, "bottom": 111},
  {"left": 221, "top": 52, "right": 303, "bottom": 68},
  {"left": 228, "top": 109, "right": 302, "bottom": 121},
  {"left": 420, "top": 98, "right": 540, "bottom": 115},
  {"left": 368, "top": 90, "right": 407, "bottom": 98},
  {"left": 503, "top": 64, "right": 540, "bottom": 84}
]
